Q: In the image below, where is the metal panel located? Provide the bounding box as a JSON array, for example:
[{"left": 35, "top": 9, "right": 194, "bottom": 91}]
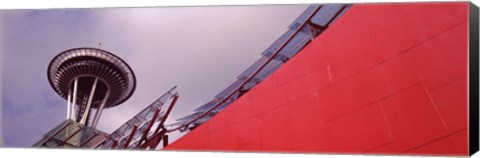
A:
[{"left": 310, "top": 4, "right": 346, "bottom": 27}]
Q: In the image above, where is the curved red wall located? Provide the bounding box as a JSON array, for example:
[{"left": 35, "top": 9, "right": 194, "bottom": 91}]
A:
[{"left": 165, "top": 2, "right": 469, "bottom": 156}]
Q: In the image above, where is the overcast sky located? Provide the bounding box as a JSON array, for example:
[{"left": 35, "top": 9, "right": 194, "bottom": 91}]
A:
[{"left": 1, "top": 4, "right": 308, "bottom": 147}]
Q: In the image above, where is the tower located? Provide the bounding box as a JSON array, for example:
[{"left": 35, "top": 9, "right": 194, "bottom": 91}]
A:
[
  {"left": 33, "top": 48, "right": 137, "bottom": 148},
  {"left": 35, "top": 47, "right": 182, "bottom": 148},
  {"left": 47, "top": 47, "right": 136, "bottom": 128}
]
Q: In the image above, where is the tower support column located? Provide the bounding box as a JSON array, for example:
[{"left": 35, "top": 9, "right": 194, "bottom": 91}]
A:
[
  {"left": 80, "top": 77, "right": 99, "bottom": 125},
  {"left": 92, "top": 90, "right": 110, "bottom": 128},
  {"left": 67, "top": 90, "right": 71, "bottom": 120},
  {"left": 71, "top": 77, "right": 79, "bottom": 121}
]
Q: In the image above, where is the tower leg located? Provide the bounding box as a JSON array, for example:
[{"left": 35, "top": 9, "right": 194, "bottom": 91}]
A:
[
  {"left": 67, "top": 90, "right": 71, "bottom": 120},
  {"left": 92, "top": 90, "right": 109, "bottom": 128},
  {"left": 80, "top": 77, "right": 98, "bottom": 125},
  {"left": 71, "top": 78, "right": 79, "bottom": 121}
]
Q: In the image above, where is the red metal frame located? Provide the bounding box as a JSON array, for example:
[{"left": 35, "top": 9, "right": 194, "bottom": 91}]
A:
[
  {"left": 160, "top": 95, "right": 179, "bottom": 125},
  {"left": 162, "top": 135, "right": 169, "bottom": 148},
  {"left": 111, "top": 140, "right": 118, "bottom": 148},
  {"left": 136, "top": 108, "right": 161, "bottom": 146},
  {"left": 134, "top": 95, "right": 179, "bottom": 149},
  {"left": 139, "top": 130, "right": 167, "bottom": 149},
  {"left": 123, "top": 125, "right": 138, "bottom": 148}
]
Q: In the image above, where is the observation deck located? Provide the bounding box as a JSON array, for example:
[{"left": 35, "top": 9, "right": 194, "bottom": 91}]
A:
[{"left": 48, "top": 47, "right": 136, "bottom": 127}]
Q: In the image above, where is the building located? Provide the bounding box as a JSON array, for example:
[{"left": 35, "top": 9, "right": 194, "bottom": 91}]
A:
[
  {"left": 164, "top": 2, "right": 479, "bottom": 157},
  {"left": 34, "top": 48, "right": 137, "bottom": 147}
]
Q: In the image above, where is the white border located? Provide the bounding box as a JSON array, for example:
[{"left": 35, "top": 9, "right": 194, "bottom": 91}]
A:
[{"left": 0, "top": 0, "right": 473, "bottom": 9}]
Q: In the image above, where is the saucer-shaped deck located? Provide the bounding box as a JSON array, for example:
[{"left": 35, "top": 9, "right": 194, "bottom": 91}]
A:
[{"left": 48, "top": 48, "right": 136, "bottom": 108}]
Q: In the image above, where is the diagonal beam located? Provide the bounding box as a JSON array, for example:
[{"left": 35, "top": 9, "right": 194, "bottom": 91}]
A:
[
  {"left": 80, "top": 77, "right": 98, "bottom": 124},
  {"left": 162, "top": 135, "right": 169, "bottom": 148},
  {"left": 92, "top": 90, "right": 110, "bottom": 128},
  {"left": 139, "top": 130, "right": 166, "bottom": 149},
  {"left": 160, "top": 95, "right": 179, "bottom": 125},
  {"left": 111, "top": 139, "right": 118, "bottom": 148},
  {"left": 137, "top": 108, "right": 161, "bottom": 147},
  {"left": 123, "top": 125, "right": 138, "bottom": 148},
  {"left": 154, "top": 95, "right": 179, "bottom": 135}
]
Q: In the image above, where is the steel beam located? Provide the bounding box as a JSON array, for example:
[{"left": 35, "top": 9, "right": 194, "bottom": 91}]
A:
[
  {"left": 80, "top": 77, "right": 98, "bottom": 124},
  {"left": 124, "top": 125, "right": 138, "bottom": 148},
  {"left": 92, "top": 90, "right": 110, "bottom": 128},
  {"left": 71, "top": 78, "right": 78, "bottom": 121},
  {"left": 111, "top": 140, "right": 118, "bottom": 148},
  {"left": 67, "top": 90, "right": 71, "bottom": 119},
  {"left": 155, "top": 95, "right": 179, "bottom": 134},
  {"left": 162, "top": 135, "right": 169, "bottom": 148},
  {"left": 137, "top": 108, "right": 161, "bottom": 146}
]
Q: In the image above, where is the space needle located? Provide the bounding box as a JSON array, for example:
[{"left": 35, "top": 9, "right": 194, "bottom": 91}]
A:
[{"left": 47, "top": 47, "right": 136, "bottom": 128}]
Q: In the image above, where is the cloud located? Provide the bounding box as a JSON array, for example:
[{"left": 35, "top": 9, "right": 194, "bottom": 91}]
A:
[{"left": 1, "top": 4, "right": 308, "bottom": 147}]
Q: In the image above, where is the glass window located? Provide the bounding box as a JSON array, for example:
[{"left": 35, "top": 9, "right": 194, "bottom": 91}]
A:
[
  {"left": 260, "top": 30, "right": 296, "bottom": 57},
  {"left": 176, "top": 112, "right": 201, "bottom": 122},
  {"left": 288, "top": 5, "right": 320, "bottom": 30},
  {"left": 311, "top": 4, "right": 345, "bottom": 27},
  {"left": 194, "top": 99, "right": 219, "bottom": 112},
  {"left": 144, "top": 111, "right": 155, "bottom": 121},
  {"left": 214, "top": 79, "right": 243, "bottom": 99}
]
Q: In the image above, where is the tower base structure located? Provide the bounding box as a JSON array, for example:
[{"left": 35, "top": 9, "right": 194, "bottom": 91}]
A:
[{"left": 33, "top": 119, "right": 109, "bottom": 148}]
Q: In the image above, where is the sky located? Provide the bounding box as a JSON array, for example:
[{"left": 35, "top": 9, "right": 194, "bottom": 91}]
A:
[{"left": 1, "top": 4, "right": 308, "bottom": 147}]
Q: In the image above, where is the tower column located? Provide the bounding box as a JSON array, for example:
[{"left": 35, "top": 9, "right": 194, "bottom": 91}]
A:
[
  {"left": 71, "top": 77, "right": 79, "bottom": 121},
  {"left": 92, "top": 89, "right": 110, "bottom": 128},
  {"left": 80, "top": 77, "right": 99, "bottom": 125},
  {"left": 67, "top": 90, "right": 71, "bottom": 120}
]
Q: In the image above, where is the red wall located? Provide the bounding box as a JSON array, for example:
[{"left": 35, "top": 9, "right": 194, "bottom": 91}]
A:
[{"left": 165, "top": 2, "right": 469, "bottom": 156}]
